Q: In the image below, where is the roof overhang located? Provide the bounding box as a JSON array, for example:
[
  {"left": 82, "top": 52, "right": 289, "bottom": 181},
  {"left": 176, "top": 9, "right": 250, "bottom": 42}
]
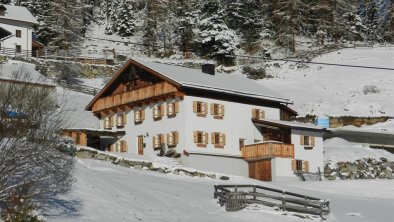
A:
[
  {"left": 85, "top": 59, "right": 294, "bottom": 111},
  {"left": 85, "top": 59, "right": 181, "bottom": 111},
  {"left": 181, "top": 83, "right": 293, "bottom": 104},
  {"left": 62, "top": 128, "right": 125, "bottom": 138},
  {"left": 0, "top": 26, "right": 12, "bottom": 41},
  {"left": 253, "top": 119, "right": 323, "bottom": 132}
]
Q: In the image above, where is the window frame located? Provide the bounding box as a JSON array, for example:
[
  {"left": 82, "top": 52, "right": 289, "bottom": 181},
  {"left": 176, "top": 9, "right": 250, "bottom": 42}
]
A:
[
  {"left": 194, "top": 131, "right": 208, "bottom": 147},
  {"left": 16, "top": 30, "right": 21, "bottom": 38},
  {"left": 193, "top": 101, "right": 207, "bottom": 117},
  {"left": 15, "top": 45, "right": 22, "bottom": 53}
]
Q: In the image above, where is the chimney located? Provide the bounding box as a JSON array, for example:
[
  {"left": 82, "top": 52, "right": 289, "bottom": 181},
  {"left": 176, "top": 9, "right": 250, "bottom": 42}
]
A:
[
  {"left": 0, "top": 5, "right": 6, "bottom": 16},
  {"left": 202, "top": 64, "right": 215, "bottom": 75}
]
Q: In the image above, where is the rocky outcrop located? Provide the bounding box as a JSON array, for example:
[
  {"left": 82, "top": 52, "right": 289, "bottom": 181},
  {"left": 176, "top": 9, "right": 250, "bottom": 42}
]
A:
[
  {"left": 324, "top": 157, "right": 394, "bottom": 180},
  {"left": 75, "top": 148, "right": 229, "bottom": 180}
]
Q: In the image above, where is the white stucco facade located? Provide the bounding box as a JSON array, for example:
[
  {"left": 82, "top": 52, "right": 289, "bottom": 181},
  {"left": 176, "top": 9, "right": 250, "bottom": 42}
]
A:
[
  {"left": 183, "top": 95, "right": 280, "bottom": 156},
  {"left": 291, "top": 129, "right": 324, "bottom": 173},
  {"left": 100, "top": 97, "right": 186, "bottom": 156},
  {"left": 0, "top": 5, "right": 37, "bottom": 57},
  {"left": 86, "top": 59, "right": 325, "bottom": 182},
  {"left": 0, "top": 19, "right": 33, "bottom": 56}
]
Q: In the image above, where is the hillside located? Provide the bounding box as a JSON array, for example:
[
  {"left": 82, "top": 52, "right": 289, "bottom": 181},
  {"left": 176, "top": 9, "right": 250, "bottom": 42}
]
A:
[{"left": 257, "top": 47, "right": 394, "bottom": 117}]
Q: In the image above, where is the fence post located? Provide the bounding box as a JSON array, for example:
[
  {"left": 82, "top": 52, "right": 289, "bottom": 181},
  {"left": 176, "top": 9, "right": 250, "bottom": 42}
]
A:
[
  {"left": 253, "top": 185, "right": 256, "bottom": 201},
  {"left": 304, "top": 196, "right": 308, "bottom": 209},
  {"left": 282, "top": 191, "right": 286, "bottom": 212}
]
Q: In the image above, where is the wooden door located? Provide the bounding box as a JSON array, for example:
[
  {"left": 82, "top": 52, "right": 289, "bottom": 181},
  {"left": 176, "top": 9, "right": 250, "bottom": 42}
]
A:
[
  {"left": 248, "top": 159, "right": 272, "bottom": 181},
  {"left": 137, "top": 136, "right": 144, "bottom": 155}
]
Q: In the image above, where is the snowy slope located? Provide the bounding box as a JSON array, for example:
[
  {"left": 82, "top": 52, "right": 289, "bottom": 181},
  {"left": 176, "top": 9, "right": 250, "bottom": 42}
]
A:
[
  {"left": 323, "top": 138, "right": 394, "bottom": 164},
  {"left": 45, "top": 158, "right": 394, "bottom": 222},
  {"left": 258, "top": 47, "right": 394, "bottom": 117},
  {"left": 0, "top": 61, "right": 98, "bottom": 129}
]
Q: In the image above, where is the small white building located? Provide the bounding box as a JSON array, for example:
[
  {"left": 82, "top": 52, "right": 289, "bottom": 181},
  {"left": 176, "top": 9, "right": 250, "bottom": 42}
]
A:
[
  {"left": 77, "top": 59, "right": 324, "bottom": 182},
  {"left": 0, "top": 4, "right": 38, "bottom": 58}
]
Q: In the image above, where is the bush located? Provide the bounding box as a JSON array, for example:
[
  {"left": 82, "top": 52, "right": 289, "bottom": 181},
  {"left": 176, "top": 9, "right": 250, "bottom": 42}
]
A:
[
  {"left": 54, "top": 62, "right": 81, "bottom": 84},
  {"left": 1, "top": 185, "right": 43, "bottom": 222},
  {"left": 242, "top": 65, "right": 273, "bottom": 80},
  {"left": 363, "top": 85, "right": 380, "bottom": 95},
  {"left": 57, "top": 137, "right": 77, "bottom": 157}
]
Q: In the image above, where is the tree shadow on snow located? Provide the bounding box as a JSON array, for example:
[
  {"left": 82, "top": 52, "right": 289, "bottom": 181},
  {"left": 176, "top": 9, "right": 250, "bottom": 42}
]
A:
[{"left": 43, "top": 197, "right": 82, "bottom": 219}]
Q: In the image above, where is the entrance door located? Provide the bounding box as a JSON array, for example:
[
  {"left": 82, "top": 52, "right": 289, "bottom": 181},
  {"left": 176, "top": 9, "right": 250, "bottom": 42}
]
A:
[
  {"left": 248, "top": 159, "right": 272, "bottom": 181},
  {"left": 137, "top": 136, "right": 144, "bottom": 155}
]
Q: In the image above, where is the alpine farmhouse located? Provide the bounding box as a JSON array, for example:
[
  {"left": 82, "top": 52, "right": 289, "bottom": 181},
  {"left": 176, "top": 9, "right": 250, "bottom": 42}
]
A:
[
  {"left": 66, "top": 59, "right": 324, "bottom": 182},
  {"left": 0, "top": 4, "right": 38, "bottom": 58}
]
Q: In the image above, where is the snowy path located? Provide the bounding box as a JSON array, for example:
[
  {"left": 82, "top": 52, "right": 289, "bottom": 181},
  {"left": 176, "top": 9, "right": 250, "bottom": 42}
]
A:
[{"left": 45, "top": 159, "right": 394, "bottom": 222}]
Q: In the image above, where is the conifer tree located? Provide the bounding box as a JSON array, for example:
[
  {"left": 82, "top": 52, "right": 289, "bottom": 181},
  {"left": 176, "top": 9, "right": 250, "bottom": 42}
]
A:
[
  {"left": 364, "top": 0, "right": 380, "bottom": 42},
  {"left": 198, "top": 0, "right": 236, "bottom": 65},
  {"left": 113, "top": 0, "right": 135, "bottom": 37},
  {"left": 46, "top": 0, "right": 85, "bottom": 52}
]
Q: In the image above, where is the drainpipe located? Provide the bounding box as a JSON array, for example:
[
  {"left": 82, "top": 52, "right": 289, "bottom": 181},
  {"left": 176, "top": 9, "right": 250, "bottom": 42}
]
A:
[{"left": 26, "top": 27, "right": 28, "bottom": 58}]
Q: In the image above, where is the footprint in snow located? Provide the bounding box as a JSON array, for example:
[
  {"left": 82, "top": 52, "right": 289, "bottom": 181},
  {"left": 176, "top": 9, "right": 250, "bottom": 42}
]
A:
[{"left": 346, "top": 212, "right": 363, "bottom": 217}]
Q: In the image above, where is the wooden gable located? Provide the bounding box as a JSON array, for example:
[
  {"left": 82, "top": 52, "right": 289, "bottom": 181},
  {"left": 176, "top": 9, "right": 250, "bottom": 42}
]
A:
[{"left": 86, "top": 60, "right": 182, "bottom": 113}]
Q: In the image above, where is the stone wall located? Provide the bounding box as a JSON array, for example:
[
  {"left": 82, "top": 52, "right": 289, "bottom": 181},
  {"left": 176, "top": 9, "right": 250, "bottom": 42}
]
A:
[
  {"left": 75, "top": 148, "right": 230, "bottom": 180},
  {"left": 324, "top": 157, "right": 393, "bottom": 180},
  {"left": 295, "top": 115, "right": 390, "bottom": 128}
]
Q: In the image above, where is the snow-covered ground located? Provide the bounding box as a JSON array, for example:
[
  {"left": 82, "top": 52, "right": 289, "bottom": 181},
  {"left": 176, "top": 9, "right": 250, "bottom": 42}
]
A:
[
  {"left": 0, "top": 60, "right": 98, "bottom": 129},
  {"left": 81, "top": 23, "right": 143, "bottom": 59},
  {"left": 339, "top": 119, "right": 394, "bottom": 134},
  {"left": 258, "top": 47, "right": 394, "bottom": 118},
  {"left": 45, "top": 158, "right": 394, "bottom": 222},
  {"left": 323, "top": 137, "right": 394, "bottom": 165}
]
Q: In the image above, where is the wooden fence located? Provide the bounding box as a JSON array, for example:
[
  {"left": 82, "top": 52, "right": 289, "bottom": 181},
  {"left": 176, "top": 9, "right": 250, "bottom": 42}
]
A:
[
  {"left": 241, "top": 142, "right": 294, "bottom": 160},
  {"left": 214, "top": 184, "right": 330, "bottom": 219},
  {"left": 0, "top": 47, "right": 32, "bottom": 58},
  {"left": 37, "top": 53, "right": 115, "bottom": 65},
  {"left": 56, "top": 79, "right": 100, "bottom": 96}
]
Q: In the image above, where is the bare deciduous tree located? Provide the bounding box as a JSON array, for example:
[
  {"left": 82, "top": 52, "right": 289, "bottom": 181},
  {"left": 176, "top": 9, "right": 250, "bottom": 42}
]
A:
[{"left": 0, "top": 67, "right": 74, "bottom": 214}]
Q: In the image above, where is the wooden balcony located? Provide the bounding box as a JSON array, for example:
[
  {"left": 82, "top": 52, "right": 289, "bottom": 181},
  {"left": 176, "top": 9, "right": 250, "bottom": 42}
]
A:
[
  {"left": 92, "top": 82, "right": 178, "bottom": 112},
  {"left": 241, "top": 142, "right": 294, "bottom": 160}
]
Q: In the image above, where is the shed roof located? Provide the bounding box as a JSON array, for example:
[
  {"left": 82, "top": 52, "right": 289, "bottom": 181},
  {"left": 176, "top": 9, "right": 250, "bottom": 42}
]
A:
[
  {"left": 253, "top": 119, "right": 323, "bottom": 132},
  {"left": 0, "top": 5, "right": 38, "bottom": 24},
  {"left": 0, "top": 26, "right": 12, "bottom": 40}
]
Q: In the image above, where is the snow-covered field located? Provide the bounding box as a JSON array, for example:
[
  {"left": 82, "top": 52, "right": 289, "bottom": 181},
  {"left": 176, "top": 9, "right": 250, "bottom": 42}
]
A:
[
  {"left": 323, "top": 137, "right": 394, "bottom": 164},
  {"left": 258, "top": 47, "right": 394, "bottom": 118},
  {"left": 45, "top": 158, "right": 394, "bottom": 222}
]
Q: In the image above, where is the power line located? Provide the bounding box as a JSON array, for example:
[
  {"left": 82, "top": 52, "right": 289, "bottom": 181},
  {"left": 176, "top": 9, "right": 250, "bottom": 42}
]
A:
[{"left": 237, "top": 54, "right": 394, "bottom": 71}]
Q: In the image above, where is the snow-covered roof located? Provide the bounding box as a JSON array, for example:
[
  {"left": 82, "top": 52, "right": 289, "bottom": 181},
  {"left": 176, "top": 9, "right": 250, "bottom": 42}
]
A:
[
  {"left": 133, "top": 59, "right": 292, "bottom": 104},
  {"left": 0, "top": 5, "right": 38, "bottom": 24},
  {"left": 253, "top": 119, "right": 323, "bottom": 131},
  {"left": 86, "top": 59, "right": 293, "bottom": 111}
]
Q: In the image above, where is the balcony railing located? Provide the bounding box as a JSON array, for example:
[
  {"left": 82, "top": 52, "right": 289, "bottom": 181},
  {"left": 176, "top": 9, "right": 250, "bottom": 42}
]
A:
[
  {"left": 92, "top": 82, "right": 178, "bottom": 112},
  {"left": 241, "top": 142, "right": 294, "bottom": 160}
]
